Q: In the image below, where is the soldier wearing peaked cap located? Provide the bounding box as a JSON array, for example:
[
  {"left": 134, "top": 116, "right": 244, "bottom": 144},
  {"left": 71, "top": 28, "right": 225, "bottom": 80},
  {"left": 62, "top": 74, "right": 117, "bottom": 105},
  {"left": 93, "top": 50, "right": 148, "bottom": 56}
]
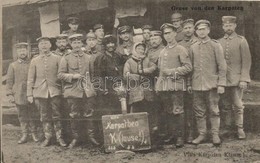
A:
[
  {"left": 53, "top": 34, "right": 69, "bottom": 57},
  {"left": 27, "top": 36, "right": 66, "bottom": 147},
  {"left": 179, "top": 18, "right": 198, "bottom": 144},
  {"left": 141, "top": 24, "right": 153, "bottom": 50},
  {"left": 171, "top": 13, "right": 185, "bottom": 42},
  {"left": 188, "top": 20, "right": 227, "bottom": 146},
  {"left": 148, "top": 30, "right": 165, "bottom": 64},
  {"left": 58, "top": 33, "right": 100, "bottom": 148},
  {"left": 93, "top": 24, "right": 105, "bottom": 53},
  {"left": 156, "top": 23, "right": 192, "bottom": 148},
  {"left": 116, "top": 25, "right": 134, "bottom": 65},
  {"left": 218, "top": 16, "right": 251, "bottom": 140},
  {"left": 7, "top": 42, "right": 41, "bottom": 144},
  {"left": 62, "top": 17, "right": 86, "bottom": 39}
]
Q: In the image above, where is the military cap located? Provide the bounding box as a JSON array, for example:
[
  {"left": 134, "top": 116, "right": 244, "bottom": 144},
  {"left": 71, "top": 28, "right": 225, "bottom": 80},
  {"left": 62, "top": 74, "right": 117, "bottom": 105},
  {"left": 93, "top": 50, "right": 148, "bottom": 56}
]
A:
[
  {"left": 222, "top": 16, "right": 237, "bottom": 24},
  {"left": 15, "top": 42, "right": 28, "bottom": 48},
  {"left": 67, "top": 17, "right": 79, "bottom": 24},
  {"left": 93, "top": 24, "right": 104, "bottom": 31},
  {"left": 171, "top": 13, "right": 182, "bottom": 21},
  {"left": 56, "top": 34, "right": 68, "bottom": 40},
  {"left": 141, "top": 25, "right": 153, "bottom": 30},
  {"left": 150, "top": 30, "right": 162, "bottom": 37},
  {"left": 86, "top": 29, "right": 97, "bottom": 39},
  {"left": 160, "top": 23, "right": 176, "bottom": 31},
  {"left": 36, "top": 36, "right": 50, "bottom": 42},
  {"left": 102, "top": 34, "right": 117, "bottom": 45},
  {"left": 118, "top": 25, "right": 131, "bottom": 34},
  {"left": 68, "top": 34, "right": 83, "bottom": 41},
  {"left": 182, "top": 18, "right": 195, "bottom": 27},
  {"left": 195, "top": 20, "right": 211, "bottom": 29}
]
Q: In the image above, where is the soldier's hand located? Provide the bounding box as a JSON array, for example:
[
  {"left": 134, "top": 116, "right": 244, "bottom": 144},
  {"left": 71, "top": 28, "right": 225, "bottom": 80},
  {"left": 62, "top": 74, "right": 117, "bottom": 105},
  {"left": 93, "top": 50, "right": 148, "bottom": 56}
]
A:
[
  {"left": 239, "top": 81, "right": 248, "bottom": 90},
  {"left": 162, "top": 69, "right": 172, "bottom": 76},
  {"left": 27, "top": 96, "right": 34, "bottom": 103},
  {"left": 73, "top": 74, "right": 83, "bottom": 79},
  {"left": 217, "top": 86, "right": 225, "bottom": 94},
  {"left": 187, "top": 86, "right": 192, "bottom": 94},
  {"left": 8, "top": 95, "right": 15, "bottom": 103}
]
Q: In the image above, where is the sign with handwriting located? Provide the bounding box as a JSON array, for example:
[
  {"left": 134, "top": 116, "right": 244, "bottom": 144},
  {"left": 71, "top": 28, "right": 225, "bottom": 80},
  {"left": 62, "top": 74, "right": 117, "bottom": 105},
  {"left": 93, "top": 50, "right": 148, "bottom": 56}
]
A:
[{"left": 102, "top": 112, "right": 151, "bottom": 152}]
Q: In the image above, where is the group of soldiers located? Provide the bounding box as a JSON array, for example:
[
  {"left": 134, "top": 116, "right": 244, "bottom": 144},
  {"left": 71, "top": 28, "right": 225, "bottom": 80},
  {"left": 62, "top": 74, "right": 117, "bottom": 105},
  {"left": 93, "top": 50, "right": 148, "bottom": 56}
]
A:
[{"left": 6, "top": 12, "right": 251, "bottom": 149}]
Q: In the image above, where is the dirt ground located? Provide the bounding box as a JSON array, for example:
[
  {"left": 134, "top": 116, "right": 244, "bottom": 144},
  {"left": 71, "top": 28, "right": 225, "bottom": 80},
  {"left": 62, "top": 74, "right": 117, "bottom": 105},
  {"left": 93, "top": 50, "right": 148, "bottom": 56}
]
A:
[{"left": 2, "top": 124, "right": 260, "bottom": 163}]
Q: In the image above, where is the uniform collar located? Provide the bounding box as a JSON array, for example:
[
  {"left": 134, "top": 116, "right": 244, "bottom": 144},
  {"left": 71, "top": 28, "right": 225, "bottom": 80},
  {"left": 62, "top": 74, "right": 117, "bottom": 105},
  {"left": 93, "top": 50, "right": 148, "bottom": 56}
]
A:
[
  {"left": 224, "top": 32, "right": 237, "bottom": 40},
  {"left": 122, "top": 40, "right": 133, "bottom": 48},
  {"left": 55, "top": 49, "right": 66, "bottom": 56},
  {"left": 85, "top": 46, "right": 97, "bottom": 54},
  {"left": 18, "top": 58, "right": 29, "bottom": 63},
  {"left": 167, "top": 42, "right": 178, "bottom": 49},
  {"left": 39, "top": 52, "right": 52, "bottom": 58},
  {"left": 72, "top": 49, "right": 84, "bottom": 57},
  {"left": 184, "top": 35, "right": 196, "bottom": 42},
  {"left": 198, "top": 37, "right": 210, "bottom": 44}
]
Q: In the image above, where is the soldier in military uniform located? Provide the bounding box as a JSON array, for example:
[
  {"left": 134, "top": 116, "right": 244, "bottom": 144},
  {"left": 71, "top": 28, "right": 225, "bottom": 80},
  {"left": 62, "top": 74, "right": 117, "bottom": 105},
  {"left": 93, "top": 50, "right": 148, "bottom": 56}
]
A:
[
  {"left": 171, "top": 13, "right": 185, "bottom": 42},
  {"left": 27, "top": 37, "right": 66, "bottom": 147},
  {"left": 58, "top": 34, "right": 99, "bottom": 148},
  {"left": 116, "top": 25, "right": 134, "bottom": 65},
  {"left": 188, "top": 20, "right": 227, "bottom": 145},
  {"left": 6, "top": 42, "right": 40, "bottom": 144},
  {"left": 141, "top": 25, "right": 153, "bottom": 50},
  {"left": 53, "top": 34, "right": 69, "bottom": 56},
  {"left": 62, "top": 17, "right": 86, "bottom": 39},
  {"left": 84, "top": 29, "right": 101, "bottom": 79},
  {"left": 179, "top": 19, "right": 198, "bottom": 143},
  {"left": 219, "top": 16, "right": 251, "bottom": 139},
  {"left": 93, "top": 24, "right": 105, "bottom": 53},
  {"left": 156, "top": 23, "right": 192, "bottom": 148}
]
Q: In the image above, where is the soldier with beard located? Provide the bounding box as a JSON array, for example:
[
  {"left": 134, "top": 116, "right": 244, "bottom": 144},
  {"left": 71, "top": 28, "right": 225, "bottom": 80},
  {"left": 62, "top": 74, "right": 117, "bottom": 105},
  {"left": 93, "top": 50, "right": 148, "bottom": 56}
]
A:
[
  {"left": 218, "top": 16, "right": 251, "bottom": 140},
  {"left": 7, "top": 43, "right": 40, "bottom": 144},
  {"left": 53, "top": 34, "right": 69, "bottom": 56}
]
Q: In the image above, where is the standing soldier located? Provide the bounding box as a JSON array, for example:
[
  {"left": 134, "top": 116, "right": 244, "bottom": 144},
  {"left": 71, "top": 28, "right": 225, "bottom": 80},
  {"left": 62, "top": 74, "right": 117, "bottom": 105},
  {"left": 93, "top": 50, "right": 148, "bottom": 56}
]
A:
[
  {"left": 219, "top": 16, "right": 251, "bottom": 139},
  {"left": 84, "top": 29, "right": 101, "bottom": 78},
  {"left": 58, "top": 34, "right": 99, "bottom": 148},
  {"left": 93, "top": 24, "right": 105, "bottom": 54},
  {"left": 171, "top": 13, "right": 185, "bottom": 42},
  {"left": 6, "top": 42, "right": 40, "bottom": 144},
  {"left": 156, "top": 23, "right": 192, "bottom": 148},
  {"left": 62, "top": 17, "right": 86, "bottom": 39},
  {"left": 179, "top": 19, "right": 197, "bottom": 143},
  {"left": 141, "top": 25, "right": 153, "bottom": 50},
  {"left": 147, "top": 31, "right": 165, "bottom": 64},
  {"left": 27, "top": 37, "right": 66, "bottom": 147},
  {"left": 116, "top": 25, "right": 134, "bottom": 65},
  {"left": 53, "top": 34, "right": 69, "bottom": 56},
  {"left": 188, "top": 20, "right": 227, "bottom": 145}
]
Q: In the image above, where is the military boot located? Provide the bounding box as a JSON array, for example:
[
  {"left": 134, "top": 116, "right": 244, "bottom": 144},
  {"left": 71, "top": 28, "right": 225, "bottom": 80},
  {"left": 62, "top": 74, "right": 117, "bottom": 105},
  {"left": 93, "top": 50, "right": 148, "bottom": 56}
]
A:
[
  {"left": 220, "top": 110, "right": 232, "bottom": 137},
  {"left": 210, "top": 116, "right": 221, "bottom": 146},
  {"left": 87, "top": 120, "right": 100, "bottom": 146},
  {"left": 192, "top": 118, "right": 207, "bottom": 145},
  {"left": 175, "top": 114, "right": 184, "bottom": 148},
  {"left": 54, "top": 121, "right": 67, "bottom": 147},
  {"left": 18, "top": 122, "right": 29, "bottom": 144},
  {"left": 30, "top": 121, "right": 39, "bottom": 142},
  {"left": 235, "top": 113, "right": 246, "bottom": 139},
  {"left": 41, "top": 122, "right": 53, "bottom": 147},
  {"left": 68, "top": 119, "right": 79, "bottom": 148}
]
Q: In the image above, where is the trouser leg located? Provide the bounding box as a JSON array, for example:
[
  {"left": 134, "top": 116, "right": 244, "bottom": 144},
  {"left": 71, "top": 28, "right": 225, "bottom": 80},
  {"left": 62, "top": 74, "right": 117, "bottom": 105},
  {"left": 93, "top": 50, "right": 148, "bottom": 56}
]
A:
[{"left": 184, "top": 92, "right": 194, "bottom": 143}]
